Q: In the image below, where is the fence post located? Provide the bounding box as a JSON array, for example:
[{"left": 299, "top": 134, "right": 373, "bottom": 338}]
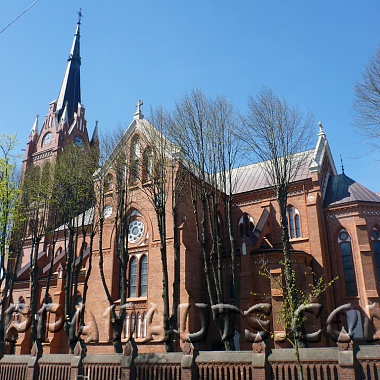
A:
[
  {"left": 337, "top": 328, "right": 356, "bottom": 380},
  {"left": 181, "top": 342, "right": 197, "bottom": 380},
  {"left": 26, "top": 341, "right": 42, "bottom": 380},
  {"left": 252, "top": 341, "right": 269, "bottom": 380},
  {"left": 121, "top": 338, "right": 138, "bottom": 380},
  {"left": 70, "top": 340, "right": 85, "bottom": 380}
]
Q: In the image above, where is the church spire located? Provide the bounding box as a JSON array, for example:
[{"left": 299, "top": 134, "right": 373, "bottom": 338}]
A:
[{"left": 56, "top": 12, "right": 82, "bottom": 124}]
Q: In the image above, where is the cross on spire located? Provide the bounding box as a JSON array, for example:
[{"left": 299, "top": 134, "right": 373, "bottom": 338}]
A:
[
  {"left": 340, "top": 154, "right": 345, "bottom": 174},
  {"left": 77, "top": 8, "right": 83, "bottom": 24}
]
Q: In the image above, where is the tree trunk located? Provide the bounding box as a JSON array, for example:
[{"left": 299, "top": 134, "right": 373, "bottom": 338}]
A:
[{"left": 277, "top": 186, "right": 306, "bottom": 348}]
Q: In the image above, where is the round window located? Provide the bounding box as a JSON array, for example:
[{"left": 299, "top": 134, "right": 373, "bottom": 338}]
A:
[
  {"left": 128, "top": 220, "right": 145, "bottom": 243},
  {"left": 339, "top": 230, "right": 349, "bottom": 241},
  {"left": 372, "top": 229, "right": 380, "bottom": 240}
]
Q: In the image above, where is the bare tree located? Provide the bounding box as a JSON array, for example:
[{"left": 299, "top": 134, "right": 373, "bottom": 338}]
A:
[
  {"left": 95, "top": 127, "right": 134, "bottom": 353},
  {"left": 139, "top": 108, "right": 185, "bottom": 352},
  {"left": 241, "top": 87, "right": 314, "bottom": 350},
  {"left": 353, "top": 46, "right": 380, "bottom": 148},
  {"left": 169, "top": 89, "right": 241, "bottom": 351}
]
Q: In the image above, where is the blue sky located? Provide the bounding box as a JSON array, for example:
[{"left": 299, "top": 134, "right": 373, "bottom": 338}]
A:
[{"left": 0, "top": 1, "right": 379, "bottom": 190}]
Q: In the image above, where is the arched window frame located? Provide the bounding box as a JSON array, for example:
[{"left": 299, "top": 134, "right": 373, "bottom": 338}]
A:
[
  {"left": 124, "top": 313, "right": 130, "bottom": 339},
  {"left": 140, "top": 255, "right": 148, "bottom": 297},
  {"left": 104, "top": 173, "right": 114, "bottom": 192},
  {"left": 130, "top": 135, "right": 141, "bottom": 183},
  {"left": 239, "top": 214, "right": 254, "bottom": 239},
  {"left": 136, "top": 313, "right": 142, "bottom": 338},
  {"left": 128, "top": 253, "right": 148, "bottom": 299},
  {"left": 371, "top": 227, "right": 380, "bottom": 288},
  {"left": 287, "top": 205, "right": 301, "bottom": 239},
  {"left": 55, "top": 247, "right": 63, "bottom": 257},
  {"left": 338, "top": 229, "right": 358, "bottom": 297},
  {"left": 143, "top": 147, "right": 153, "bottom": 182},
  {"left": 129, "top": 256, "right": 138, "bottom": 298},
  {"left": 142, "top": 312, "right": 147, "bottom": 338},
  {"left": 131, "top": 312, "right": 136, "bottom": 338}
]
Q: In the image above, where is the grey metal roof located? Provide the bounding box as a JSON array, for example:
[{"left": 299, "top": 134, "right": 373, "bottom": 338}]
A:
[
  {"left": 323, "top": 173, "right": 380, "bottom": 207},
  {"left": 56, "top": 207, "right": 94, "bottom": 231},
  {"left": 230, "top": 150, "right": 315, "bottom": 195}
]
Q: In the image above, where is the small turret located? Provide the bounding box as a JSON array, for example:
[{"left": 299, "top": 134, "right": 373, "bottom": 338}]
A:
[
  {"left": 90, "top": 120, "right": 99, "bottom": 146},
  {"left": 29, "top": 115, "right": 39, "bottom": 139}
]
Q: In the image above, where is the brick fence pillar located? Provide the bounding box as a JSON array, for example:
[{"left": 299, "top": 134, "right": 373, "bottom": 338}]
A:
[
  {"left": 121, "top": 338, "right": 138, "bottom": 380},
  {"left": 70, "top": 340, "right": 85, "bottom": 380},
  {"left": 26, "top": 341, "right": 42, "bottom": 380},
  {"left": 337, "top": 329, "right": 356, "bottom": 380},
  {"left": 252, "top": 341, "right": 269, "bottom": 380},
  {"left": 181, "top": 342, "right": 197, "bottom": 380}
]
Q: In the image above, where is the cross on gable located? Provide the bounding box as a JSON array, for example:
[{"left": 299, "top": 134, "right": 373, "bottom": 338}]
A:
[{"left": 136, "top": 100, "right": 143, "bottom": 113}]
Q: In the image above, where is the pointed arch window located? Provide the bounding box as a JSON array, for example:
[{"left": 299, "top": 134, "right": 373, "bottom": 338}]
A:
[
  {"left": 136, "top": 313, "right": 142, "bottom": 338},
  {"left": 104, "top": 174, "right": 114, "bottom": 192},
  {"left": 339, "top": 229, "right": 358, "bottom": 297},
  {"left": 143, "top": 147, "right": 153, "bottom": 181},
  {"left": 142, "top": 312, "right": 147, "bottom": 338},
  {"left": 239, "top": 214, "right": 254, "bottom": 238},
  {"left": 131, "top": 312, "right": 136, "bottom": 338},
  {"left": 371, "top": 228, "right": 380, "bottom": 287},
  {"left": 124, "top": 314, "right": 130, "bottom": 339},
  {"left": 288, "top": 206, "right": 301, "bottom": 239},
  {"left": 140, "top": 255, "right": 148, "bottom": 297},
  {"left": 128, "top": 254, "right": 148, "bottom": 299},
  {"left": 129, "top": 256, "right": 138, "bottom": 298},
  {"left": 130, "top": 136, "right": 141, "bottom": 183}
]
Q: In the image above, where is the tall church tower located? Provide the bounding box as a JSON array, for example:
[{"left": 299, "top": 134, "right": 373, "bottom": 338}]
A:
[{"left": 22, "top": 13, "right": 97, "bottom": 174}]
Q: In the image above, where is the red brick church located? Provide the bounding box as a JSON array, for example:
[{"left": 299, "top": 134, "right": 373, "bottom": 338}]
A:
[{"left": 10, "top": 18, "right": 380, "bottom": 355}]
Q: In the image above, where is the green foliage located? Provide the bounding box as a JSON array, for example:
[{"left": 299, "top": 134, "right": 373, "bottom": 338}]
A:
[
  {"left": 51, "top": 143, "right": 97, "bottom": 226},
  {"left": 0, "top": 134, "right": 19, "bottom": 262},
  {"left": 259, "top": 260, "right": 337, "bottom": 342},
  {"left": 258, "top": 259, "right": 337, "bottom": 380}
]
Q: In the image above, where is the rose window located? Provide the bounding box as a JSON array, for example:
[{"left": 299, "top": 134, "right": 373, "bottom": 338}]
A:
[{"left": 128, "top": 220, "right": 145, "bottom": 243}]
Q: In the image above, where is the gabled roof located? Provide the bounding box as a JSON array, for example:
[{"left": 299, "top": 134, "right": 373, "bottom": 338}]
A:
[
  {"left": 323, "top": 173, "right": 380, "bottom": 207},
  {"left": 230, "top": 150, "right": 315, "bottom": 195}
]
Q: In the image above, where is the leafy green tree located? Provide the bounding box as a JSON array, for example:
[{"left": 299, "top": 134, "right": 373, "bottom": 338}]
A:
[
  {"left": 0, "top": 134, "right": 22, "bottom": 355},
  {"left": 51, "top": 143, "right": 98, "bottom": 352},
  {"left": 19, "top": 162, "right": 53, "bottom": 345}
]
